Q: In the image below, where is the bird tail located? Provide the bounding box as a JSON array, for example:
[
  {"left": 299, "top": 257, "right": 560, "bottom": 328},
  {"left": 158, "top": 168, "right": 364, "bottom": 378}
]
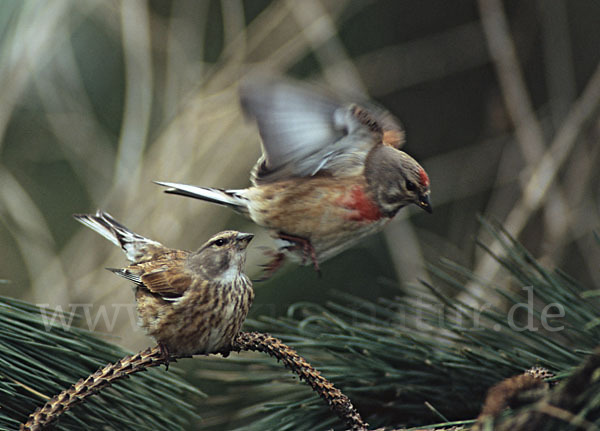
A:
[
  {"left": 154, "top": 181, "right": 250, "bottom": 213},
  {"left": 73, "top": 210, "right": 163, "bottom": 262}
]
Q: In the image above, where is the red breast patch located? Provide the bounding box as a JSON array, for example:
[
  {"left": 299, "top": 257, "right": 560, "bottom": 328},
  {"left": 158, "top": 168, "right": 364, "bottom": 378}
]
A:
[
  {"left": 419, "top": 168, "right": 430, "bottom": 188},
  {"left": 340, "top": 186, "right": 381, "bottom": 222}
]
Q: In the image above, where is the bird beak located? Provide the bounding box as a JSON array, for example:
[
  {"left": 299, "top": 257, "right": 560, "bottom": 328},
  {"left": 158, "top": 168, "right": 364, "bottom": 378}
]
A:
[
  {"left": 417, "top": 194, "right": 432, "bottom": 214},
  {"left": 236, "top": 232, "right": 254, "bottom": 244}
]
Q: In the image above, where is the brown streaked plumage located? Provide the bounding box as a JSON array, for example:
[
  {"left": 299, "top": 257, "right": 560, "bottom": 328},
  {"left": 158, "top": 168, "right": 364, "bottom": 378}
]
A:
[
  {"left": 74, "top": 211, "right": 254, "bottom": 357},
  {"left": 155, "top": 75, "right": 431, "bottom": 275}
]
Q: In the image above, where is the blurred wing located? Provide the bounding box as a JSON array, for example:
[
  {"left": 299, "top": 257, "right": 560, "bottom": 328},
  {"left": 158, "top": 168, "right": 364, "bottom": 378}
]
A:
[
  {"left": 240, "top": 76, "right": 404, "bottom": 184},
  {"left": 137, "top": 253, "right": 193, "bottom": 300},
  {"left": 361, "top": 102, "right": 405, "bottom": 149}
]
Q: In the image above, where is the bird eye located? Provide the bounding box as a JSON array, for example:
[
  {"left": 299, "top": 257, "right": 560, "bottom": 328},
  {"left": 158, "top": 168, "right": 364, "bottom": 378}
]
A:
[
  {"left": 405, "top": 180, "right": 416, "bottom": 192},
  {"left": 213, "top": 238, "right": 227, "bottom": 247}
]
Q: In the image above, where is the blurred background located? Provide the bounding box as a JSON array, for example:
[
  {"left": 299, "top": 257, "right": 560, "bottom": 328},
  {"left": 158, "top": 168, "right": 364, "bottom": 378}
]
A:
[{"left": 0, "top": 0, "right": 599, "bottom": 393}]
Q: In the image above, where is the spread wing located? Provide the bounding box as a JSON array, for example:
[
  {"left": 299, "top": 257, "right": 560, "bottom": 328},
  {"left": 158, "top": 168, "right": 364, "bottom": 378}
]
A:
[{"left": 240, "top": 75, "right": 404, "bottom": 185}]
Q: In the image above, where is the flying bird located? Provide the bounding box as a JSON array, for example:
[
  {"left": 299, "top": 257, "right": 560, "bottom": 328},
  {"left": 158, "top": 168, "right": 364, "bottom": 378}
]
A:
[{"left": 156, "top": 76, "right": 431, "bottom": 276}]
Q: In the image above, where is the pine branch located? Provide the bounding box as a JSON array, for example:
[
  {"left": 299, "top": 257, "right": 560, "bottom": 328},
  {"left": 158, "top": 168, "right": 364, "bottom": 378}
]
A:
[
  {"left": 495, "top": 348, "right": 600, "bottom": 431},
  {"left": 21, "top": 332, "right": 367, "bottom": 431},
  {"left": 20, "top": 346, "right": 183, "bottom": 431},
  {"left": 230, "top": 331, "right": 367, "bottom": 431},
  {"left": 0, "top": 296, "right": 201, "bottom": 431},
  {"left": 473, "top": 367, "right": 554, "bottom": 430},
  {"left": 188, "top": 221, "right": 600, "bottom": 430}
]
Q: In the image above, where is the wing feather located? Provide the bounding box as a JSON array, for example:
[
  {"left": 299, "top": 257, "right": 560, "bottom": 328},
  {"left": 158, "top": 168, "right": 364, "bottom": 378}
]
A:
[
  {"left": 141, "top": 267, "right": 192, "bottom": 299},
  {"left": 123, "top": 251, "right": 193, "bottom": 299},
  {"left": 240, "top": 75, "right": 404, "bottom": 185}
]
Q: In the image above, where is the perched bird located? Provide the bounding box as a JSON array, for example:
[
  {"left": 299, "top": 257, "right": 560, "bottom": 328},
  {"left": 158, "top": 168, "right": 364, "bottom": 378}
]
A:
[
  {"left": 156, "top": 76, "right": 431, "bottom": 275},
  {"left": 74, "top": 211, "right": 254, "bottom": 358}
]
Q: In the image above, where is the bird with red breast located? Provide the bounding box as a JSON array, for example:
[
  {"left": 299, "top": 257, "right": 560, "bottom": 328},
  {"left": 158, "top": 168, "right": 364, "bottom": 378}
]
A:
[{"left": 156, "top": 75, "right": 431, "bottom": 277}]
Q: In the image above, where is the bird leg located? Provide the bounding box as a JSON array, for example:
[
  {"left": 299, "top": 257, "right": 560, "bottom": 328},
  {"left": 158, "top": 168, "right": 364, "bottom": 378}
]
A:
[
  {"left": 257, "top": 250, "right": 287, "bottom": 281},
  {"left": 158, "top": 342, "right": 171, "bottom": 371},
  {"left": 277, "top": 233, "right": 320, "bottom": 274},
  {"left": 257, "top": 234, "right": 320, "bottom": 280}
]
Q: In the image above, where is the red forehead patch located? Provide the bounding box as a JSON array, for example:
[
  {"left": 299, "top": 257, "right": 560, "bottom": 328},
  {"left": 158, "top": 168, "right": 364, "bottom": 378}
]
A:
[{"left": 419, "top": 168, "right": 430, "bottom": 187}]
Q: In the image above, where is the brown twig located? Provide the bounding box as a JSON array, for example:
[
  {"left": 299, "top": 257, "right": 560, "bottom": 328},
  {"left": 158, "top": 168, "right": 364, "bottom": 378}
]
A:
[
  {"left": 230, "top": 331, "right": 368, "bottom": 431},
  {"left": 20, "top": 345, "right": 179, "bottom": 431},
  {"left": 21, "top": 332, "right": 367, "bottom": 431},
  {"left": 469, "top": 0, "right": 600, "bottom": 301},
  {"left": 494, "top": 350, "right": 600, "bottom": 431},
  {"left": 476, "top": 0, "right": 570, "bottom": 248},
  {"left": 474, "top": 354, "right": 600, "bottom": 431},
  {"left": 473, "top": 367, "right": 554, "bottom": 430}
]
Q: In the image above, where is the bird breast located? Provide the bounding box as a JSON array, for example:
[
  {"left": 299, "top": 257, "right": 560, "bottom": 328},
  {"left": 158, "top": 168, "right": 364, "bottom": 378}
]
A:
[{"left": 246, "top": 175, "right": 385, "bottom": 239}]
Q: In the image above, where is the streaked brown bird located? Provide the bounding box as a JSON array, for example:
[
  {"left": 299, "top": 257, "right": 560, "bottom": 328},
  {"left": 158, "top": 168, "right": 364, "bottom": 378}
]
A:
[
  {"left": 74, "top": 211, "right": 254, "bottom": 358},
  {"left": 156, "top": 75, "right": 431, "bottom": 276}
]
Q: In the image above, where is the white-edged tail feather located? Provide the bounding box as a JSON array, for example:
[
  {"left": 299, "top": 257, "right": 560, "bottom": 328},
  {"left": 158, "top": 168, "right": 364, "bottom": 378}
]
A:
[
  {"left": 74, "top": 210, "right": 164, "bottom": 262},
  {"left": 154, "top": 181, "right": 249, "bottom": 213}
]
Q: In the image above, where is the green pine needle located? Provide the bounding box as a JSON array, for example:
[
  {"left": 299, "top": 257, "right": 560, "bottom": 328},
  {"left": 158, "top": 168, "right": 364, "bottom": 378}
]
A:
[
  {"left": 0, "top": 296, "right": 204, "bottom": 431},
  {"left": 190, "top": 220, "right": 600, "bottom": 430}
]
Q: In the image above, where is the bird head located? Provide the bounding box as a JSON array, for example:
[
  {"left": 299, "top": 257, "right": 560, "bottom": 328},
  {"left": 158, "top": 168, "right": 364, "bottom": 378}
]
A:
[
  {"left": 188, "top": 231, "right": 254, "bottom": 280},
  {"left": 365, "top": 145, "right": 432, "bottom": 217}
]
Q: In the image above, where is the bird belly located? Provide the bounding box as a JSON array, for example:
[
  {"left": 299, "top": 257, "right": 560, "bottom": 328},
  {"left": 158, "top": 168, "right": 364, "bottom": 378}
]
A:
[
  {"left": 136, "top": 279, "right": 253, "bottom": 356},
  {"left": 246, "top": 177, "right": 388, "bottom": 262}
]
